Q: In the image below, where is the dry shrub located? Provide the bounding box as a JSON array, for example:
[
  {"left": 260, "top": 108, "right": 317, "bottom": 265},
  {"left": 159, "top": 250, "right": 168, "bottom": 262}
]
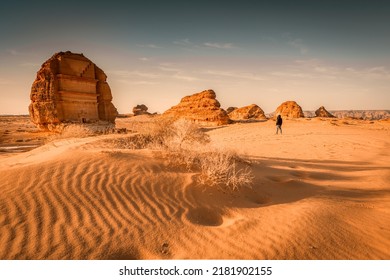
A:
[
  {"left": 45, "top": 123, "right": 115, "bottom": 142},
  {"left": 109, "top": 134, "right": 152, "bottom": 149},
  {"left": 144, "top": 119, "right": 254, "bottom": 190},
  {"left": 58, "top": 124, "right": 98, "bottom": 138},
  {"left": 197, "top": 150, "right": 254, "bottom": 190}
]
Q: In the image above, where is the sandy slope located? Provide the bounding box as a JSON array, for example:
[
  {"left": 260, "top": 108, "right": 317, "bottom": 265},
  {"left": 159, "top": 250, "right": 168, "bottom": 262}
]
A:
[{"left": 0, "top": 118, "right": 389, "bottom": 259}]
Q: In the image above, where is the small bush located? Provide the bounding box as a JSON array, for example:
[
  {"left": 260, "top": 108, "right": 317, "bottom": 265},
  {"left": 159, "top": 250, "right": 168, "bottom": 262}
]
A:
[
  {"left": 109, "top": 134, "right": 152, "bottom": 149},
  {"left": 142, "top": 119, "right": 254, "bottom": 190}
]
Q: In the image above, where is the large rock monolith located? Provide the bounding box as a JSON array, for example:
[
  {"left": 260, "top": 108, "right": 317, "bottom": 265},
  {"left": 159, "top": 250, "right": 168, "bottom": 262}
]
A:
[{"left": 29, "top": 51, "right": 118, "bottom": 130}]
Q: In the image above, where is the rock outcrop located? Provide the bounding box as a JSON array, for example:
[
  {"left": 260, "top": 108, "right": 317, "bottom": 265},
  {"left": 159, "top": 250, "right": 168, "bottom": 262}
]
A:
[
  {"left": 162, "top": 89, "right": 230, "bottom": 125},
  {"left": 29, "top": 51, "right": 118, "bottom": 130},
  {"left": 275, "top": 101, "right": 304, "bottom": 118},
  {"left": 228, "top": 104, "right": 267, "bottom": 120},
  {"left": 226, "top": 107, "right": 238, "bottom": 114},
  {"left": 315, "top": 106, "right": 335, "bottom": 118},
  {"left": 133, "top": 104, "right": 150, "bottom": 116},
  {"left": 330, "top": 110, "right": 390, "bottom": 120}
]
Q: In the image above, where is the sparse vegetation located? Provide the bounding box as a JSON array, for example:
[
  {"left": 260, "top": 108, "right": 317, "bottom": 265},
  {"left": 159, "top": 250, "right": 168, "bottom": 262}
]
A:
[
  {"left": 43, "top": 118, "right": 254, "bottom": 190},
  {"left": 45, "top": 123, "right": 116, "bottom": 142},
  {"left": 122, "top": 117, "right": 254, "bottom": 190}
]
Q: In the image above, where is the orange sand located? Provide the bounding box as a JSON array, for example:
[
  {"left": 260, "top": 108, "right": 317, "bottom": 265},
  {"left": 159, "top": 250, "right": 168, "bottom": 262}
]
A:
[{"left": 0, "top": 117, "right": 389, "bottom": 259}]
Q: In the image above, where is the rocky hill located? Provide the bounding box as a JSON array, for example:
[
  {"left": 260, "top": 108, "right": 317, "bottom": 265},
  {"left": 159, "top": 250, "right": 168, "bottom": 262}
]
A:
[
  {"left": 162, "top": 89, "right": 230, "bottom": 125},
  {"left": 274, "top": 101, "right": 304, "bottom": 118},
  {"left": 228, "top": 104, "right": 267, "bottom": 121}
]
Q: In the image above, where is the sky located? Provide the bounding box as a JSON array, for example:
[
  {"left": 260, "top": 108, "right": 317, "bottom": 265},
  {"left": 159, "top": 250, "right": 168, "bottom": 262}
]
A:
[{"left": 0, "top": 0, "right": 389, "bottom": 115}]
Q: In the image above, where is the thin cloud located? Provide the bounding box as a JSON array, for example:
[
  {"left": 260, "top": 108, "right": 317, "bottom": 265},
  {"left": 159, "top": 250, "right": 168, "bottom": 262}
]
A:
[
  {"left": 271, "top": 71, "right": 311, "bottom": 78},
  {"left": 137, "top": 44, "right": 161, "bottom": 49},
  {"left": 7, "top": 49, "right": 25, "bottom": 56},
  {"left": 204, "top": 70, "right": 265, "bottom": 81},
  {"left": 289, "top": 39, "right": 308, "bottom": 54},
  {"left": 117, "top": 79, "right": 156, "bottom": 85},
  {"left": 203, "top": 42, "right": 235, "bottom": 49},
  {"left": 173, "top": 38, "right": 193, "bottom": 46},
  {"left": 20, "top": 62, "right": 40, "bottom": 67},
  {"left": 138, "top": 57, "right": 151, "bottom": 62},
  {"left": 295, "top": 59, "right": 390, "bottom": 81},
  {"left": 159, "top": 66, "right": 180, "bottom": 72},
  {"left": 172, "top": 73, "right": 199, "bottom": 82},
  {"left": 109, "top": 70, "right": 161, "bottom": 79}
]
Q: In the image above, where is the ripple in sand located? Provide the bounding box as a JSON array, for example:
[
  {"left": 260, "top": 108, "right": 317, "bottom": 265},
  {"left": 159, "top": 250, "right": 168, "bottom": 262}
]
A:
[{"left": 186, "top": 207, "right": 223, "bottom": 226}]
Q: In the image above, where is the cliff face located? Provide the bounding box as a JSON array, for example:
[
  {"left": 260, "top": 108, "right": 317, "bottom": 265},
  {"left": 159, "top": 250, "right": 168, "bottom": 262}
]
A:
[
  {"left": 29, "top": 51, "right": 117, "bottom": 130},
  {"left": 162, "top": 89, "right": 230, "bottom": 126}
]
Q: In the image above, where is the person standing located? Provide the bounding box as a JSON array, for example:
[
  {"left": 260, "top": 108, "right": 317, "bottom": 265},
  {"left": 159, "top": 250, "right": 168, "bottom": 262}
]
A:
[{"left": 276, "top": 115, "right": 283, "bottom": 134}]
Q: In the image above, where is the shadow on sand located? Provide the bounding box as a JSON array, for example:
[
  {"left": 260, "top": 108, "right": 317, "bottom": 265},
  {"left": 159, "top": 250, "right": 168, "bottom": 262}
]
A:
[{"left": 184, "top": 155, "right": 390, "bottom": 226}]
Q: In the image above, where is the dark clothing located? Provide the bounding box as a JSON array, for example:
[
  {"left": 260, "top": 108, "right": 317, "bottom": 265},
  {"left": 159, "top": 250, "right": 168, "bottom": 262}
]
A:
[
  {"left": 276, "top": 116, "right": 283, "bottom": 134},
  {"left": 276, "top": 116, "right": 283, "bottom": 126}
]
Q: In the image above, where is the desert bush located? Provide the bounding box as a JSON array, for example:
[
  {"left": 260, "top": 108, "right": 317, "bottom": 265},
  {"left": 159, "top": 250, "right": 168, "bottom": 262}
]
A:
[
  {"left": 150, "top": 119, "right": 253, "bottom": 190},
  {"left": 163, "top": 146, "right": 254, "bottom": 190},
  {"left": 115, "top": 118, "right": 254, "bottom": 190},
  {"left": 45, "top": 123, "right": 116, "bottom": 143},
  {"left": 109, "top": 134, "right": 152, "bottom": 149}
]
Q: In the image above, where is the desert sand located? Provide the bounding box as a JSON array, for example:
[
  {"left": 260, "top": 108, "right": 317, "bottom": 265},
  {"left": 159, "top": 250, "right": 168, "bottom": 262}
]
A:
[{"left": 0, "top": 116, "right": 389, "bottom": 259}]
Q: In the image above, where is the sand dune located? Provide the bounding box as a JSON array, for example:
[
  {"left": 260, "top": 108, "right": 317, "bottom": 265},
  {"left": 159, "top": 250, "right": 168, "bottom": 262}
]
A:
[{"left": 0, "top": 117, "right": 389, "bottom": 259}]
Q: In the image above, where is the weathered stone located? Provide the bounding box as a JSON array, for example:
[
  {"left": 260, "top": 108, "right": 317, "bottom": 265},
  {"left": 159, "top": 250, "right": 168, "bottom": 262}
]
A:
[
  {"left": 162, "top": 89, "right": 230, "bottom": 126},
  {"left": 226, "top": 107, "right": 238, "bottom": 114},
  {"left": 315, "top": 106, "right": 335, "bottom": 118},
  {"left": 29, "top": 51, "right": 117, "bottom": 130},
  {"left": 275, "top": 101, "right": 304, "bottom": 118},
  {"left": 228, "top": 104, "right": 267, "bottom": 120},
  {"left": 133, "top": 104, "right": 150, "bottom": 116}
]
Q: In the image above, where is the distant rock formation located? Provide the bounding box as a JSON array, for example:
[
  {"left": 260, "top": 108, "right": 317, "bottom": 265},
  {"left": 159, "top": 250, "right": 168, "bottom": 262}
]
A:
[
  {"left": 330, "top": 110, "right": 390, "bottom": 120},
  {"left": 162, "top": 89, "right": 230, "bottom": 125},
  {"left": 226, "top": 107, "right": 238, "bottom": 114},
  {"left": 303, "top": 111, "right": 315, "bottom": 118},
  {"left": 315, "top": 106, "right": 335, "bottom": 118},
  {"left": 228, "top": 104, "right": 267, "bottom": 120},
  {"left": 275, "top": 101, "right": 304, "bottom": 118},
  {"left": 29, "top": 51, "right": 118, "bottom": 130},
  {"left": 133, "top": 104, "right": 150, "bottom": 116}
]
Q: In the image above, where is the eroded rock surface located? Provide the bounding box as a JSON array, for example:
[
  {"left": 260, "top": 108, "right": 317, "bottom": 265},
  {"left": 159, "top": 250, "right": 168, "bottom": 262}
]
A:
[
  {"left": 29, "top": 51, "right": 117, "bottom": 130},
  {"left": 162, "top": 89, "right": 230, "bottom": 125},
  {"left": 315, "top": 106, "right": 335, "bottom": 118},
  {"left": 275, "top": 101, "right": 304, "bottom": 118},
  {"left": 228, "top": 104, "right": 267, "bottom": 120}
]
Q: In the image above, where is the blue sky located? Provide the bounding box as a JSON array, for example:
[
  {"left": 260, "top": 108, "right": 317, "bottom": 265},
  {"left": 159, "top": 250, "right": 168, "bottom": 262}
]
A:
[{"left": 1, "top": 0, "right": 389, "bottom": 114}]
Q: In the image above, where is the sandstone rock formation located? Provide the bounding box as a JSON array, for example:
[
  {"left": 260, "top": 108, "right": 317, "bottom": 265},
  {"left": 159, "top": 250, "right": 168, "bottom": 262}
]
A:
[
  {"left": 162, "top": 89, "right": 230, "bottom": 125},
  {"left": 226, "top": 107, "right": 238, "bottom": 114},
  {"left": 133, "top": 104, "right": 150, "bottom": 116},
  {"left": 228, "top": 104, "right": 267, "bottom": 120},
  {"left": 330, "top": 110, "right": 390, "bottom": 120},
  {"left": 275, "top": 101, "right": 304, "bottom": 118},
  {"left": 29, "top": 51, "right": 117, "bottom": 130},
  {"left": 315, "top": 106, "right": 335, "bottom": 118}
]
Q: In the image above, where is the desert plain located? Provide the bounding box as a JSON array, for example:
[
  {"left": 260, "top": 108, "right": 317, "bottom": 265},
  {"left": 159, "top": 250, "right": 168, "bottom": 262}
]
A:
[{"left": 0, "top": 115, "right": 389, "bottom": 259}]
